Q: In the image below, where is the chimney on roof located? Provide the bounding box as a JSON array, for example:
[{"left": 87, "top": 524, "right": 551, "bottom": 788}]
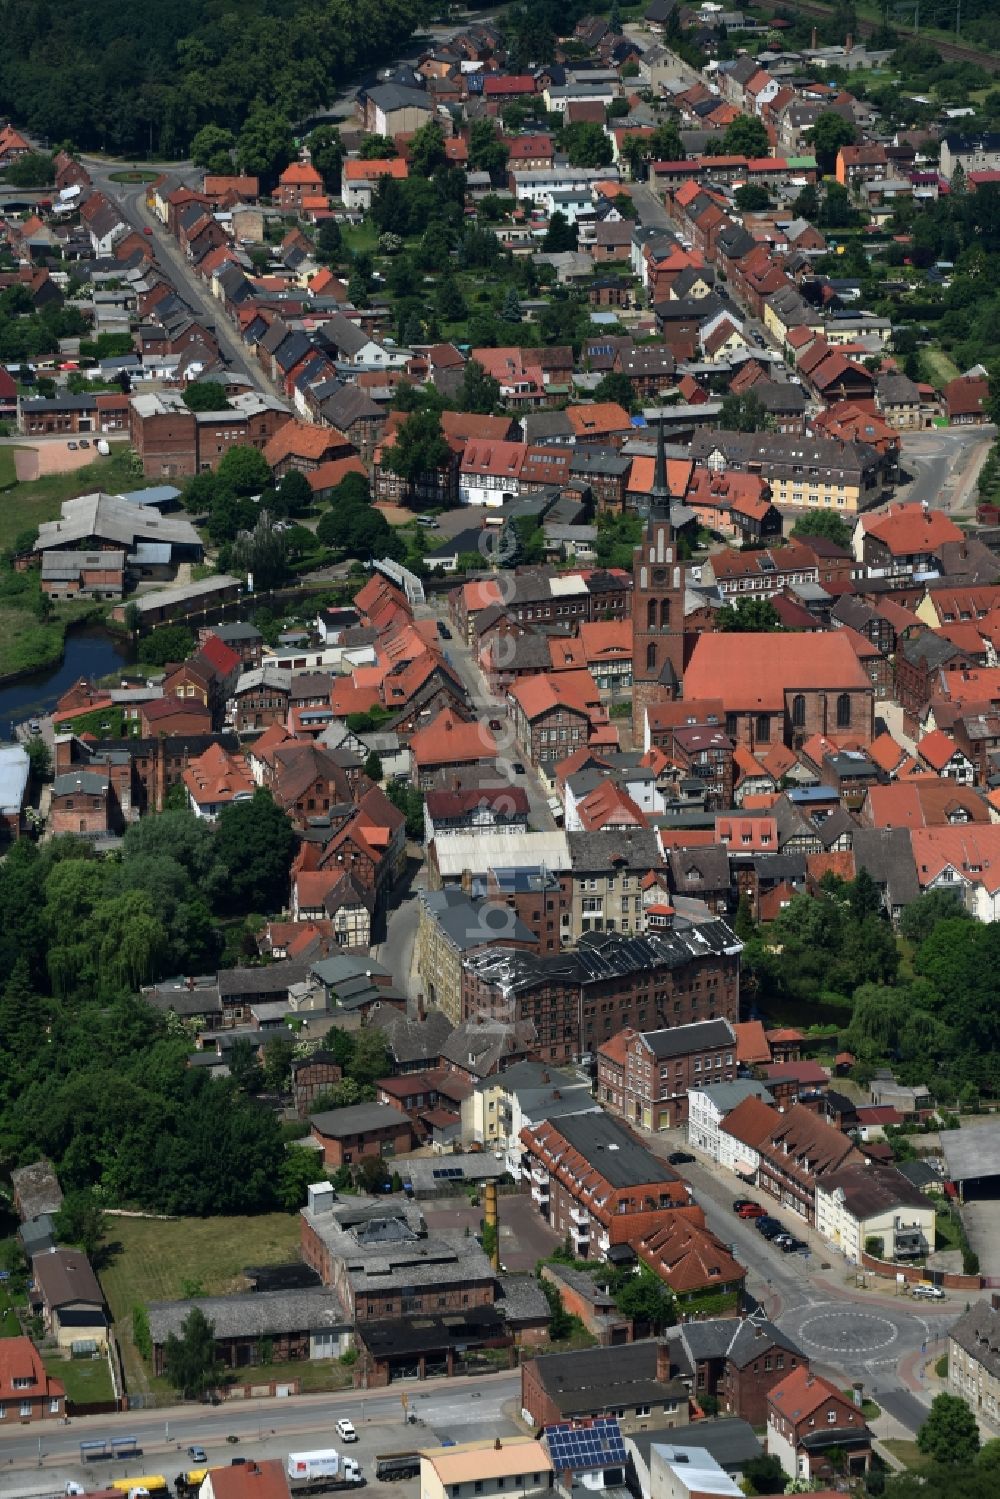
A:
[
  {"left": 845, "top": 31, "right": 854, "bottom": 49},
  {"left": 461, "top": 867, "right": 473, "bottom": 895},
  {"left": 656, "top": 1340, "right": 672, "bottom": 1383}
]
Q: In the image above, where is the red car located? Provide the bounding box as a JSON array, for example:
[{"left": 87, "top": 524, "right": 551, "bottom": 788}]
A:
[
  {"left": 143, "top": 226, "right": 153, "bottom": 236},
  {"left": 737, "top": 1202, "right": 766, "bottom": 1219}
]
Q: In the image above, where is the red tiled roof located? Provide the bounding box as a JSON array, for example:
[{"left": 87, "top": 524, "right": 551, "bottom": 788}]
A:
[
  {"left": 684, "top": 633, "right": 869, "bottom": 712},
  {"left": 411, "top": 707, "right": 496, "bottom": 769},
  {"left": 865, "top": 502, "right": 963, "bottom": 557}
]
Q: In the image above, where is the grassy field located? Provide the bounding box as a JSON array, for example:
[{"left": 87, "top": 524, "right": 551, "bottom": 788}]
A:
[
  {"left": 882, "top": 1439, "right": 934, "bottom": 1473},
  {"left": 0, "top": 446, "right": 19, "bottom": 489},
  {"left": 0, "top": 446, "right": 135, "bottom": 555},
  {"left": 100, "top": 1214, "right": 303, "bottom": 1393},
  {"left": 0, "top": 595, "right": 105, "bottom": 680},
  {"left": 921, "top": 348, "right": 961, "bottom": 390},
  {"left": 100, "top": 1214, "right": 304, "bottom": 1317},
  {"left": 340, "top": 222, "right": 378, "bottom": 255},
  {"left": 43, "top": 1350, "right": 115, "bottom": 1404}
]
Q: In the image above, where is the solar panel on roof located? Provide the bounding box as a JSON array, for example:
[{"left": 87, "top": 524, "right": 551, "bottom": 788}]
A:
[{"left": 545, "top": 1418, "right": 627, "bottom": 1472}]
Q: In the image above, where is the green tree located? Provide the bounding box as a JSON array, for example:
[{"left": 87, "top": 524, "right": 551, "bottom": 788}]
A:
[
  {"left": 560, "top": 121, "right": 614, "bottom": 169},
  {"left": 742, "top": 1455, "right": 787, "bottom": 1495},
  {"left": 717, "top": 597, "right": 781, "bottom": 632},
  {"left": 735, "top": 183, "right": 772, "bottom": 211},
  {"left": 500, "top": 286, "right": 522, "bottom": 323},
  {"left": 542, "top": 211, "right": 577, "bottom": 253},
  {"left": 279, "top": 1145, "right": 324, "bottom": 1210},
  {"left": 809, "top": 110, "right": 858, "bottom": 175},
  {"left": 917, "top": 1393, "right": 981, "bottom": 1466},
  {"left": 262, "top": 1036, "right": 296, "bottom": 1093},
  {"left": 612, "top": 1268, "right": 676, "bottom": 1331},
  {"left": 316, "top": 218, "right": 343, "bottom": 262},
  {"left": 182, "top": 382, "right": 229, "bottom": 412},
  {"left": 720, "top": 391, "right": 773, "bottom": 432},
  {"left": 793, "top": 183, "right": 819, "bottom": 220},
  {"left": 53, "top": 1189, "right": 107, "bottom": 1259},
  {"left": 733, "top": 893, "right": 757, "bottom": 941},
  {"left": 460, "top": 358, "right": 502, "bottom": 415},
  {"left": 409, "top": 119, "right": 447, "bottom": 177},
  {"left": 357, "top": 1155, "right": 390, "bottom": 1192},
  {"left": 382, "top": 409, "right": 451, "bottom": 483},
  {"left": 364, "top": 750, "right": 384, "bottom": 782},
  {"left": 217, "top": 444, "right": 271, "bottom": 496},
  {"left": 593, "top": 371, "right": 635, "bottom": 411},
  {"left": 277, "top": 468, "right": 313, "bottom": 517},
  {"left": 307, "top": 126, "right": 344, "bottom": 191},
  {"left": 236, "top": 106, "right": 295, "bottom": 187},
  {"left": 25, "top": 736, "right": 51, "bottom": 785},
  {"left": 791, "top": 510, "right": 853, "bottom": 549},
  {"left": 5, "top": 152, "right": 56, "bottom": 188},
  {"left": 469, "top": 119, "right": 509, "bottom": 179},
  {"left": 190, "top": 125, "right": 236, "bottom": 171},
  {"left": 162, "top": 1307, "right": 224, "bottom": 1399},
  {"left": 359, "top": 134, "right": 397, "bottom": 159},
  {"left": 899, "top": 889, "right": 971, "bottom": 946},
  {"left": 215, "top": 790, "right": 295, "bottom": 914},
  {"left": 387, "top": 781, "right": 425, "bottom": 840},
  {"left": 142, "top": 624, "right": 195, "bottom": 667},
  {"left": 722, "top": 116, "right": 769, "bottom": 158},
  {"left": 231, "top": 510, "right": 290, "bottom": 592}
]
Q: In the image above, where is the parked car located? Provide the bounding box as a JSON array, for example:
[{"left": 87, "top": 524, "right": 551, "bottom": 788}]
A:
[
  {"left": 336, "top": 1418, "right": 358, "bottom": 1442},
  {"left": 756, "top": 1216, "right": 784, "bottom": 1239},
  {"left": 188, "top": 1447, "right": 208, "bottom": 1465},
  {"left": 67, "top": 441, "right": 78, "bottom": 450},
  {"left": 511, "top": 762, "right": 526, "bottom": 775},
  {"left": 79, "top": 438, "right": 90, "bottom": 448},
  {"left": 436, "top": 621, "right": 451, "bottom": 639},
  {"left": 780, "top": 1237, "right": 807, "bottom": 1254},
  {"left": 911, "top": 1283, "right": 945, "bottom": 1299},
  {"left": 668, "top": 1150, "right": 695, "bottom": 1165},
  {"left": 143, "top": 226, "right": 153, "bottom": 235},
  {"left": 736, "top": 1201, "right": 765, "bottom": 1218}
]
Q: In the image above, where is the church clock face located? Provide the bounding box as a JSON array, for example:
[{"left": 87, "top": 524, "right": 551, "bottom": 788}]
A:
[{"left": 653, "top": 568, "right": 667, "bottom": 584}]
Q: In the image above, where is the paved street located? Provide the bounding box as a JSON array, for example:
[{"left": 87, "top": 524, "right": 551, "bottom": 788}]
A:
[
  {"left": 84, "top": 159, "right": 265, "bottom": 390},
  {"left": 640, "top": 1126, "right": 955, "bottom": 1423},
  {"left": 895, "top": 427, "right": 995, "bottom": 514},
  {"left": 416, "top": 595, "right": 557, "bottom": 832},
  {"left": 0, "top": 1373, "right": 521, "bottom": 1491}
]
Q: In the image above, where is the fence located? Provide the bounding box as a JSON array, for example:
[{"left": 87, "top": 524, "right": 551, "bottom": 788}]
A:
[{"left": 860, "top": 1250, "right": 982, "bottom": 1290}]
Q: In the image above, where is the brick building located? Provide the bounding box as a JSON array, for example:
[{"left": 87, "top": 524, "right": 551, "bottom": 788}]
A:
[
  {"left": 0, "top": 1337, "right": 65, "bottom": 1422},
  {"left": 521, "top": 1340, "right": 690, "bottom": 1433},
  {"left": 675, "top": 1317, "right": 809, "bottom": 1428},
  {"left": 683, "top": 634, "right": 874, "bottom": 753},
  {"left": 300, "top": 1194, "right": 497, "bottom": 1326},
  {"left": 462, "top": 915, "right": 741, "bottom": 1064},
  {"left": 309, "top": 1102, "right": 414, "bottom": 1168},
  {"left": 597, "top": 1020, "right": 738, "bottom": 1130},
  {"left": 631, "top": 426, "right": 686, "bottom": 740},
  {"left": 518, "top": 1112, "right": 690, "bottom": 1260},
  {"left": 129, "top": 389, "right": 288, "bottom": 478}
]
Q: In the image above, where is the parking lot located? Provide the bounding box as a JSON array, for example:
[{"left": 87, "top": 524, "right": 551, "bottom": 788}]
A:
[{"left": 419, "top": 1191, "right": 561, "bottom": 1274}]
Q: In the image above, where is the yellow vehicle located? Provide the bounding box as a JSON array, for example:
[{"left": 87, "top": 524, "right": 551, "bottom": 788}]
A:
[
  {"left": 111, "top": 1477, "right": 169, "bottom": 1497},
  {"left": 175, "top": 1470, "right": 211, "bottom": 1497}
]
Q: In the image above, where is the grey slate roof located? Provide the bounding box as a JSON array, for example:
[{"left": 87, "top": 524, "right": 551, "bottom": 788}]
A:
[
  {"left": 568, "top": 828, "right": 663, "bottom": 872},
  {"left": 419, "top": 888, "right": 535, "bottom": 951},
  {"left": 629, "top": 1418, "right": 761, "bottom": 1474},
  {"left": 11, "top": 1160, "right": 63, "bottom": 1222},
  {"left": 543, "top": 1111, "right": 677, "bottom": 1190},
  {"left": 529, "top": 1339, "right": 688, "bottom": 1417},
  {"left": 692, "top": 1079, "right": 773, "bottom": 1113},
  {"left": 310, "top": 1102, "right": 409, "bottom": 1137},
  {"left": 148, "top": 1287, "right": 345, "bottom": 1344},
  {"left": 637, "top": 1018, "right": 736, "bottom": 1060},
  {"left": 369, "top": 1006, "right": 454, "bottom": 1065},
  {"left": 852, "top": 826, "right": 920, "bottom": 908}
]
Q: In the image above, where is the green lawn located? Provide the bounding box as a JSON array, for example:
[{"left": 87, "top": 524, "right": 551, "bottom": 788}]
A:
[
  {"left": 0, "top": 446, "right": 19, "bottom": 489},
  {"left": 340, "top": 221, "right": 379, "bottom": 255},
  {"left": 882, "top": 1439, "right": 934, "bottom": 1473},
  {"left": 243, "top": 1359, "right": 354, "bottom": 1393},
  {"left": 0, "top": 595, "right": 105, "bottom": 681},
  {"left": 921, "top": 348, "right": 961, "bottom": 390},
  {"left": 99, "top": 1214, "right": 303, "bottom": 1395},
  {"left": 0, "top": 1295, "right": 21, "bottom": 1336},
  {"left": 43, "top": 1350, "right": 115, "bottom": 1404},
  {"left": 0, "top": 446, "right": 135, "bottom": 555}
]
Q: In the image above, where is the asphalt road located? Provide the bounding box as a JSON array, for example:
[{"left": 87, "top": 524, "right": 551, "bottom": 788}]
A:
[
  {"left": 83, "top": 159, "right": 266, "bottom": 391},
  {"left": 0, "top": 1373, "right": 521, "bottom": 1487},
  {"left": 641, "top": 1128, "right": 955, "bottom": 1425},
  {"left": 895, "top": 427, "right": 995, "bottom": 514},
  {"left": 416, "top": 595, "right": 557, "bottom": 832}
]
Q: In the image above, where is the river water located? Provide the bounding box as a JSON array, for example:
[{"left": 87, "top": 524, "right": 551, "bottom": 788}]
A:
[{"left": 0, "top": 626, "right": 135, "bottom": 732}]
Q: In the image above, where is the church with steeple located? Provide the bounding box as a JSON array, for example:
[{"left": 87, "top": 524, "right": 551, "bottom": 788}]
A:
[{"left": 631, "top": 419, "right": 686, "bottom": 740}]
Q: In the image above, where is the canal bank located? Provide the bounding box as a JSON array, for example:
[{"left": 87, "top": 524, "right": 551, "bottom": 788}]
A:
[{"left": 0, "top": 625, "right": 135, "bottom": 731}]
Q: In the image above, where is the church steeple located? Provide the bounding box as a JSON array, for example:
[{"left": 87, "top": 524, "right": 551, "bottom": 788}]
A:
[{"left": 651, "top": 416, "right": 670, "bottom": 521}]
